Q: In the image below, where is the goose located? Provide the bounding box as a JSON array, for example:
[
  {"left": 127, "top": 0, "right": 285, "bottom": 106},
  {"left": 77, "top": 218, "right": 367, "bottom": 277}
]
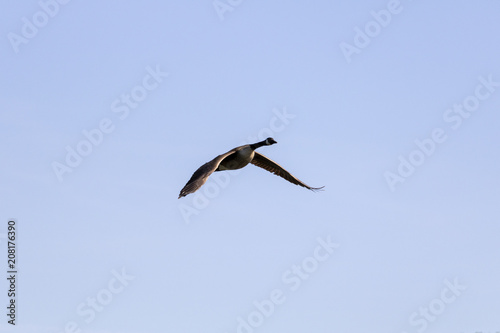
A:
[{"left": 178, "top": 137, "right": 324, "bottom": 198}]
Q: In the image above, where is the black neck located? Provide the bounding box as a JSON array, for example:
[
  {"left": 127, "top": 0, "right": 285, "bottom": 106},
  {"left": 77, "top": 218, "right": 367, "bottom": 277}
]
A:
[{"left": 250, "top": 139, "right": 267, "bottom": 150}]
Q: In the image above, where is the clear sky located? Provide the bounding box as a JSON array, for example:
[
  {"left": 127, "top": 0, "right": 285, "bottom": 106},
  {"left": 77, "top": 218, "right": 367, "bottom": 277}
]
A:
[{"left": 1, "top": 1, "right": 499, "bottom": 332}]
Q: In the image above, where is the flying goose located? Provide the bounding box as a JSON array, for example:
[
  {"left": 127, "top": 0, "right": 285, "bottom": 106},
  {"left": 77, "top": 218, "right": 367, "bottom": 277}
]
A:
[{"left": 178, "top": 137, "right": 324, "bottom": 198}]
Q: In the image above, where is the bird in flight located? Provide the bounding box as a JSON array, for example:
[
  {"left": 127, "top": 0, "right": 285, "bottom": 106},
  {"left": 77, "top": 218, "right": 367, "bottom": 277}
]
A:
[{"left": 178, "top": 137, "right": 324, "bottom": 198}]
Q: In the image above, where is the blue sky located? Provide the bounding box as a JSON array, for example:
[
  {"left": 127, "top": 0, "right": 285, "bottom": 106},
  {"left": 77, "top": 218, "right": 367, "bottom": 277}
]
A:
[{"left": 1, "top": 1, "right": 499, "bottom": 332}]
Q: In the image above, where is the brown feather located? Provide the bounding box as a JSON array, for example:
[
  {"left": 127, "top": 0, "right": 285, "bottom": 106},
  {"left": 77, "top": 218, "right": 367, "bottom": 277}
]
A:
[{"left": 250, "top": 152, "right": 324, "bottom": 191}]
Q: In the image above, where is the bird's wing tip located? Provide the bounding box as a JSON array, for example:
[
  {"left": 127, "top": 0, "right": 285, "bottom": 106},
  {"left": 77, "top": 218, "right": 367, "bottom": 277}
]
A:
[{"left": 310, "top": 186, "right": 325, "bottom": 192}]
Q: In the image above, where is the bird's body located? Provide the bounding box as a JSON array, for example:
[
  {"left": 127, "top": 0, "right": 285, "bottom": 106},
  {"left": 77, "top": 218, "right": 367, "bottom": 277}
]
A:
[
  {"left": 178, "top": 137, "right": 324, "bottom": 198},
  {"left": 216, "top": 146, "right": 255, "bottom": 171}
]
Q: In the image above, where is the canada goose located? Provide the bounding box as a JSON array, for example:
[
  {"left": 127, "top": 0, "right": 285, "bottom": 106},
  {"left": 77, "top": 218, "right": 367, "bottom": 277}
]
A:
[{"left": 178, "top": 137, "right": 324, "bottom": 198}]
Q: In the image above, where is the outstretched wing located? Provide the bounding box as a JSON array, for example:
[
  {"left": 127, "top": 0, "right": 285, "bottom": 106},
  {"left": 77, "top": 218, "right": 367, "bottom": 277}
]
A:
[
  {"left": 250, "top": 152, "right": 324, "bottom": 191},
  {"left": 178, "top": 150, "right": 236, "bottom": 198}
]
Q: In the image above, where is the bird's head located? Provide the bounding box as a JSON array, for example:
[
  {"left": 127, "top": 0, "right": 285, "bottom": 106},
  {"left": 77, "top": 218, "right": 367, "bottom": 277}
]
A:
[{"left": 265, "top": 137, "right": 277, "bottom": 145}]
